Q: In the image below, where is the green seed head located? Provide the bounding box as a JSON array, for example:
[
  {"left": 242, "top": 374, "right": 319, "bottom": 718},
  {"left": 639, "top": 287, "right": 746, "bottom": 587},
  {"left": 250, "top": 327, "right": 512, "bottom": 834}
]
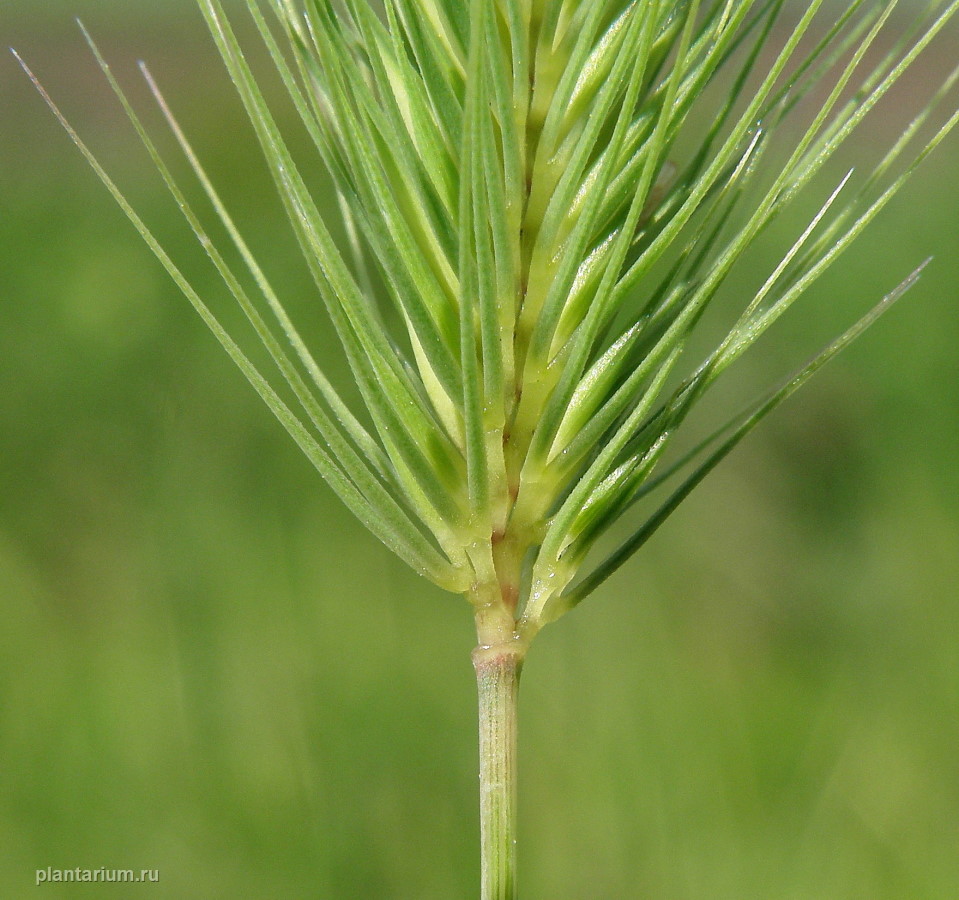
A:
[{"left": 20, "top": 0, "right": 959, "bottom": 644}]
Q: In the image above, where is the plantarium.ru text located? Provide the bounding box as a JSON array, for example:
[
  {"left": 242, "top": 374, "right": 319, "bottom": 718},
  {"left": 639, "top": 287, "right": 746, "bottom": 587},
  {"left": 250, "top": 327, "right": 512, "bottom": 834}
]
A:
[{"left": 17, "top": 1, "right": 959, "bottom": 896}]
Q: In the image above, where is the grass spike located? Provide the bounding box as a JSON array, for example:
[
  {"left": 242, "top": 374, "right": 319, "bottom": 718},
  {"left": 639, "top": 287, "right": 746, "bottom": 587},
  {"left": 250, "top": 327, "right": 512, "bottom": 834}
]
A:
[{"left": 21, "top": 2, "right": 959, "bottom": 893}]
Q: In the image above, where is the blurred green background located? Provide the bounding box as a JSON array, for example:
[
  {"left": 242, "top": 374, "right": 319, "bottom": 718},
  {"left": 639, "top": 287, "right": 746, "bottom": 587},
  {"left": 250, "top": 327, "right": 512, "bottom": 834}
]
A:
[{"left": 2, "top": 3, "right": 958, "bottom": 897}]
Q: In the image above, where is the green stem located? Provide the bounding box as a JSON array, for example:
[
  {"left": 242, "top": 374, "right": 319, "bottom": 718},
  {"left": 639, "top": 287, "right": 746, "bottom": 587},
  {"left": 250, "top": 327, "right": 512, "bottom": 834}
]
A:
[{"left": 473, "top": 639, "right": 524, "bottom": 900}]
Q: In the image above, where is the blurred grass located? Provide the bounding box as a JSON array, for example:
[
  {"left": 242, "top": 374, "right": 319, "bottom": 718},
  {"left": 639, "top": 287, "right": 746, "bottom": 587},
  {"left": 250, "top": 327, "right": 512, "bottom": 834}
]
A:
[{"left": 2, "top": 4, "right": 959, "bottom": 898}]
